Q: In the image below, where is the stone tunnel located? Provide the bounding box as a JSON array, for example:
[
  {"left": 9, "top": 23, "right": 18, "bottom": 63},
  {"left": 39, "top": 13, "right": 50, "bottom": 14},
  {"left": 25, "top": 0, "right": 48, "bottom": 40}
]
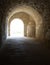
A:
[{"left": 0, "top": 0, "right": 50, "bottom": 65}]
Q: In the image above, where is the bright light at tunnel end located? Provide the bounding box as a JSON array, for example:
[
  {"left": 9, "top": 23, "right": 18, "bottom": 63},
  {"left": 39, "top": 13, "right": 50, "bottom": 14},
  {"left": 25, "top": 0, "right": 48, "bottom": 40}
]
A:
[{"left": 7, "top": 18, "right": 24, "bottom": 38}]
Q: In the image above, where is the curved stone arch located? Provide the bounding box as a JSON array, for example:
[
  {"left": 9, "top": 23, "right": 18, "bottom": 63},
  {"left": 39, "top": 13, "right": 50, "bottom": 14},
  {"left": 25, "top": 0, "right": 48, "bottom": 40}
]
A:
[
  {"left": 9, "top": 12, "right": 30, "bottom": 25},
  {"left": 8, "top": 12, "right": 33, "bottom": 37},
  {"left": 8, "top": 12, "right": 36, "bottom": 25},
  {"left": 6, "top": 5, "right": 43, "bottom": 39}
]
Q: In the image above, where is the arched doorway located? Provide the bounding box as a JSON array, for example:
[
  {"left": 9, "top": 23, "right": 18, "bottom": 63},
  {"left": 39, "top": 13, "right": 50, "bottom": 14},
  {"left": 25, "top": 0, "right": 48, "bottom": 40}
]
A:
[
  {"left": 6, "top": 6, "right": 43, "bottom": 39},
  {"left": 10, "top": 18, "right": 24, "bottom": 37}
]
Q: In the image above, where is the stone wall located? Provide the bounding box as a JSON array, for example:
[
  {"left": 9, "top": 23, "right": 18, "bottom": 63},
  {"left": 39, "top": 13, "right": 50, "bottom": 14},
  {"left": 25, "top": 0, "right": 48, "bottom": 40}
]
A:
[{"left": 0, "top": 0, "right": 50, "bottom": 44}]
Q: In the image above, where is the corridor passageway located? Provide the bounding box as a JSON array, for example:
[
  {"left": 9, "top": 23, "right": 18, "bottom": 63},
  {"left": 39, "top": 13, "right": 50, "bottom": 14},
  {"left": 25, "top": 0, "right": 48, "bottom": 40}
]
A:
[{"left": 0, "top": 0, "right": 50, "bottom": 65}]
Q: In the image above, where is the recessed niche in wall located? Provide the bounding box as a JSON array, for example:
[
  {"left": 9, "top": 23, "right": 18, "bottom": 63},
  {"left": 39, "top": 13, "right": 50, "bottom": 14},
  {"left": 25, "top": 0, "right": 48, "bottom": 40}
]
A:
[{"left": 27, "top": 22, "right": 36, "bottom": 38}]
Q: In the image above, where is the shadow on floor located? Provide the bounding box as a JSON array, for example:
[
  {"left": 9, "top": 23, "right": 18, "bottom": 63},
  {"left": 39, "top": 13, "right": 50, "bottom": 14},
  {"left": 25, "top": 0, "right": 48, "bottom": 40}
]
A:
[{"left": 0, "top": 37, "right": 50, "bottom": 65}]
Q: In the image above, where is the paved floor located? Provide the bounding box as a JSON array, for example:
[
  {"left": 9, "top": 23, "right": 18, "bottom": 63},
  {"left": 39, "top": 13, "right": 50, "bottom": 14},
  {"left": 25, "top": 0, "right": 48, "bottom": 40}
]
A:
[{"left": 0, "top": 37, "right": 50, "bottom": 65}]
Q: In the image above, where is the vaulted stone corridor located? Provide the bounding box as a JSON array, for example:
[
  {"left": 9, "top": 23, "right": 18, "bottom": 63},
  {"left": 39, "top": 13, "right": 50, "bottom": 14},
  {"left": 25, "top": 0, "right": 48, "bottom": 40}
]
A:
[
  {"left": 0, "top": 0, "right": 50, "bottom": 65},
  {"left": 6, "top": 6, "right": 43, "bottom": 39}
]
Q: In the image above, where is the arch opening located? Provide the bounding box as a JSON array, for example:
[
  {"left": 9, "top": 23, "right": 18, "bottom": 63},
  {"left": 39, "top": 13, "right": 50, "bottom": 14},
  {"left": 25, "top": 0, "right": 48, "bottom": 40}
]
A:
[
  {"left": 6, "top": 6, "right": 43, "bottom": 39},
  {"left": 7, "top": 18, "right": 24, "bottom": 38}
]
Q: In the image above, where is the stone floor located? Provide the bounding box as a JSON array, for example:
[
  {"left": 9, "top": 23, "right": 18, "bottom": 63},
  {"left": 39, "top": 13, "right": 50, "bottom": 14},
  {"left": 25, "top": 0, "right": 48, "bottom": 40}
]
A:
[{"left": 0, "top": 37, "right": 50, "bottom": 65}]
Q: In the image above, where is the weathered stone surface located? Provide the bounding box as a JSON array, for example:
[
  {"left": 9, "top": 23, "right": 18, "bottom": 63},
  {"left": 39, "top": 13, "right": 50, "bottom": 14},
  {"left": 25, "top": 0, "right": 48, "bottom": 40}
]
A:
[{"left": 0, "top": 0, "right": 50, "bottom": 43}]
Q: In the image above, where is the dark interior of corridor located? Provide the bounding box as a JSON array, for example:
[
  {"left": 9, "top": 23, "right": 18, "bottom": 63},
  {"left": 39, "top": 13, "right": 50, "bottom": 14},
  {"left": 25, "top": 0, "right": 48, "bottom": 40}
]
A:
[{"left": 0, "top": 0, "right": 50, "bottom": 65}]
